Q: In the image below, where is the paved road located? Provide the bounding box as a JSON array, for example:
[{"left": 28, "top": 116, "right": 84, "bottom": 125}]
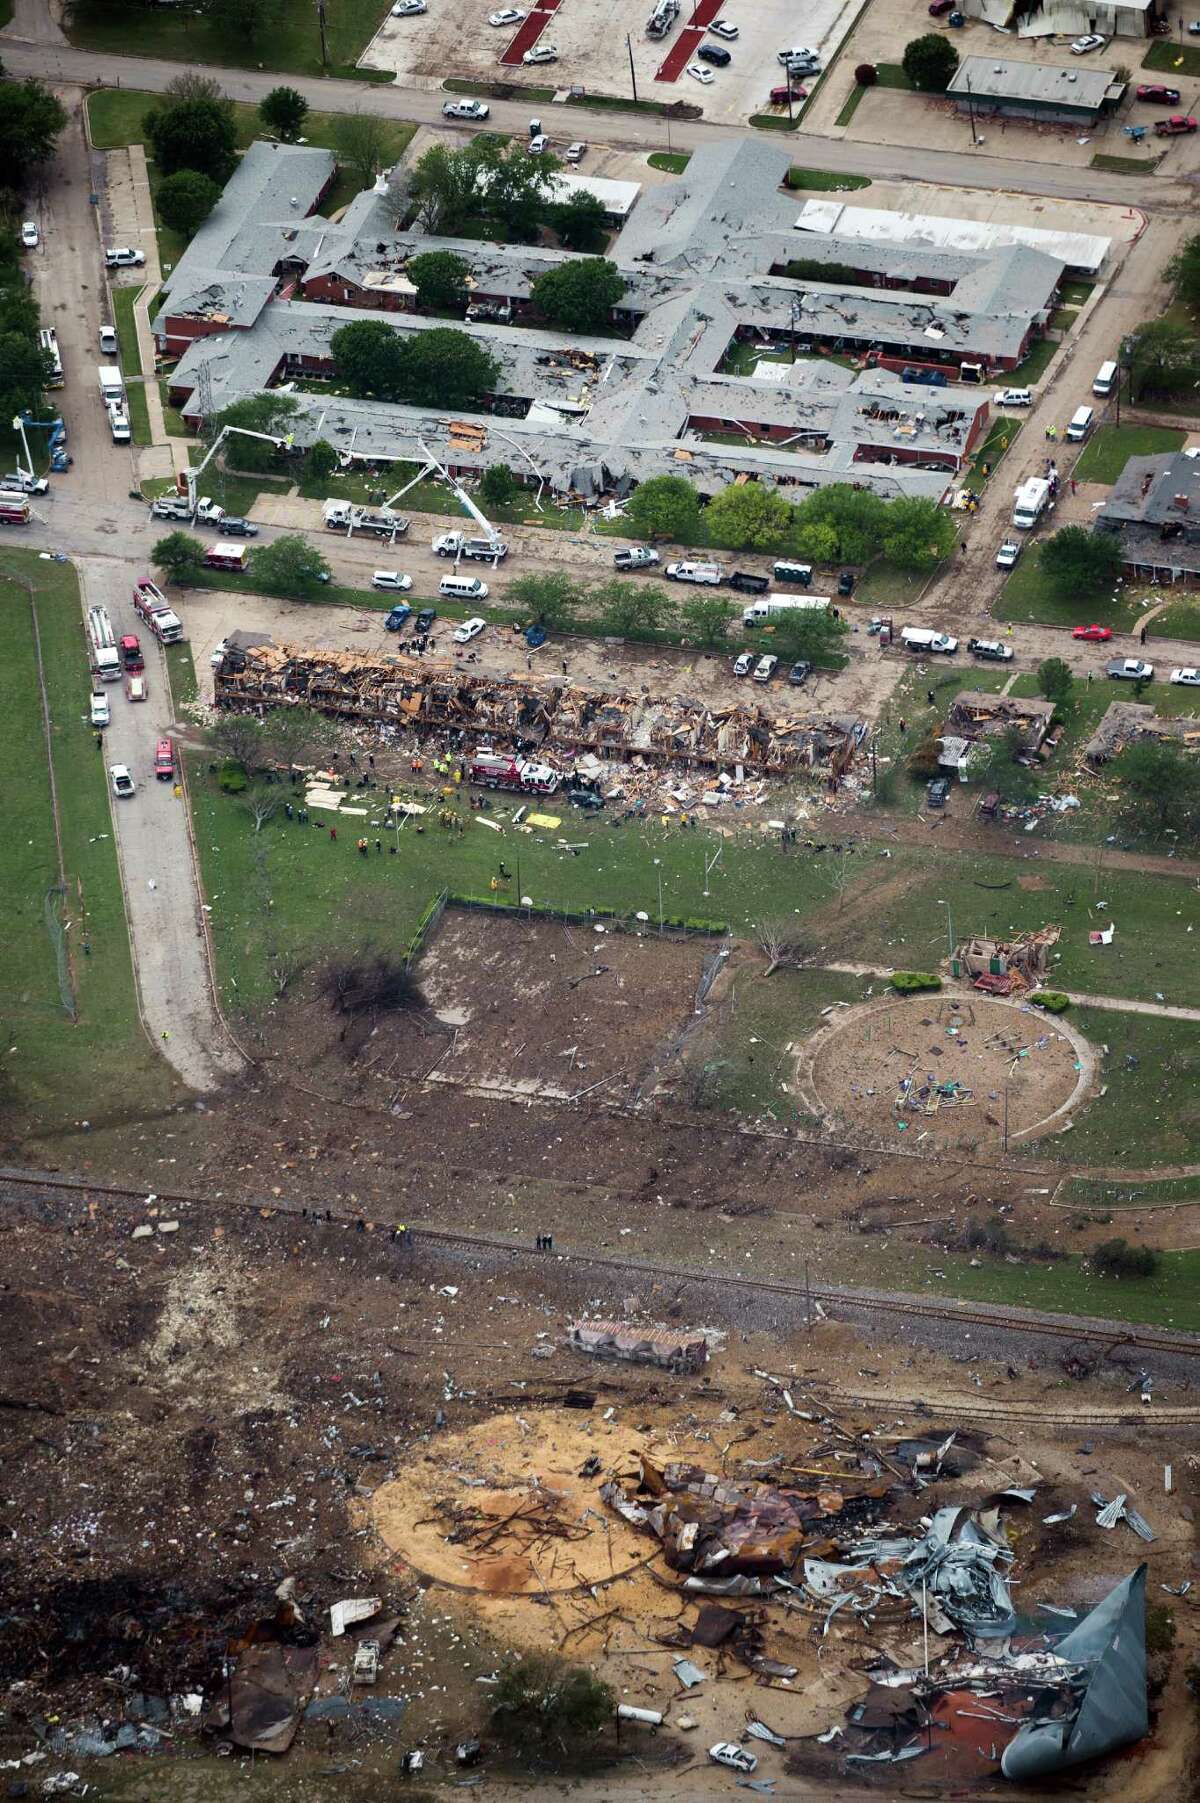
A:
[
  {"left": 3, "top": 33, "right": 1199, "bottom": 209},
  {"left": 25, "top": 97, "right": 242, "bottom": 1090}
]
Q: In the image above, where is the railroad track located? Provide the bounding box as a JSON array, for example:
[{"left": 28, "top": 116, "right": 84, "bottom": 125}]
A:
[{"left": 3, "top": 1166, "right": 1198, "bottom": 1366}]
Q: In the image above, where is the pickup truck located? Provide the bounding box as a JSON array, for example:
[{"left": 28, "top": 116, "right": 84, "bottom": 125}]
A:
[
  {"left": 613, "top": 546, "right": 659, "bottom": 570},
  {"left": 1154, "top": 114, "right": 1197, "bottom": 135},
  {"left": 1107, "top": 658, "right": 1154, "bottom": 681}
]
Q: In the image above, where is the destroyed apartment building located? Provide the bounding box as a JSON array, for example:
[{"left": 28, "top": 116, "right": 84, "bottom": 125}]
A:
[
  {"left": 1084, "top": 699, "right": 1200, "bottom": 766},
  {"left": 214, "top": 639, "right": 865, "bottom": 776}
]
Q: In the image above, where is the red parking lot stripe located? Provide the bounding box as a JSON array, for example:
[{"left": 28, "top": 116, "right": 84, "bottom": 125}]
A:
[
  {"left": 500, "top": 2, "right": 559, "bottom": 65},
  {"left": 654, "top": 0, "right": 724, "bottom": 82}
]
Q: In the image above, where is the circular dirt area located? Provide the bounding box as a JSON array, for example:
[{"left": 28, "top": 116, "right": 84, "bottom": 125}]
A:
[{"left": 799, "top": 993, "right": 1092, "bottom": 1148}]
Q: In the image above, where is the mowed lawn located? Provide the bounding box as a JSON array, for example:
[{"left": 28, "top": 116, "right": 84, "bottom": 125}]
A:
[
  {"left": 70, "top": 0, "right": 393, "bottom": 80},
  {"left": 0, "top": 550, "right": 178, "bottom": 1132},
  {"left": 1073, "top": 424, "right": 1186, "bottom": 485},
  {"left": 86, "top": 90, "right": 415, "bottom": 172}
]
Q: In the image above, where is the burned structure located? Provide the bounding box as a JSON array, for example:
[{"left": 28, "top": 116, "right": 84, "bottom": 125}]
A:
[{"left": 213, "top": 638, "right": 865, "bottom": 777}]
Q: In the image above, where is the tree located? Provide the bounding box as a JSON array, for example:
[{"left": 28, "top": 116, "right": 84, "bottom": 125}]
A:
[
  {"left": 531, "top": 258, "right": 626, "bottom": 334},
  {"left": 152, "top": 530, "right": 206, "bottom": 581},
  {"left": 755, "top": 918, "right": 807, "bottom": 977},
  {"left": 624, "top": 475, "right": 701, "bottom": 544},
  {"left": 901, "top": 33, "right": 959, "bottom": 91},
  {"left": 508, "top": 570, "right": 579, "bottom": 630},
  {"left": 769, "top": 606, "right": 850, "bottom": 667},
  {"left": 335, "top": 111, "right": 390, "bottom": 193},
  {"left": 0, "top": 79, "right": 67, "bottom": 183},
  {"left": 679, "top": 591, "right": 736, "bottom": 649},
  {"left": 591, "top": 577, "right": 675, "bottom": 638},
  {"left": 406, "top": 249, "right": 469, "bottom": 313},
  {"left": 330, "top": 319, "right": 408, "bottom": 400},
  {"left": 491, "top": 1653, "right": 614, "bottom": 1755},
  {"left": 854, "top": 62, "right": 878, "bottom": 85},
  {"left": 789, "top": 517, "right": 839, "bottom": 566},
  {"left": 206, "top": 0, "right": 284, "bottom": 44},
  {"left": 212, "top": 392, "right": 300, "bottom": 472},
  {"left": 551, "top": 191, "right": 608, "bottom": 253},
  {"left": 258, "top": 85, "right": 309, "bottom": 142},
  {"left": 1037, "top": 656, "right": 1074, "bottom": 708},
  {"left": 1126, "top": 317, "right": 1199, "bottom": 401},
  {"left": 791, "top": 484, "right": 886, "bottom": 564},
  {"left": 156, "top": 169, "right": 222, "bottom": 238},
  {"left": 0, "top": 331, "right": 53, "bottom": 423},
  {"left": 143, "top": 96, "right": 237, "bottom": 183},
  {"left": 880, "top": 495, "right": 956, "bottom": 571},
  {"left": 1116, "top": 739, "right": 1200, "bottom": 838},
  {"left": 1092, "top": 1237, "right": 1161, "bottom": 1279},
  {"left": 239, "top": 783, "right": 281, "bottom": 833},
  {"left": 704, "top": 482, "right": 794, "bottom": 552},
  {"left": 1038, "top": 526, "right": 1124, "bottom": 600},
  {"left": 480, "top": 462, "right": 518, "bottom": 508},
  {"left": 1166, "top": 234, "right": 1200, "bottom": 310},
  {"left": 304, "top": 439, "right": 338, "bottom": 484},
  {"left": 210, "top": 712, "right": 267, "bottom": 772},
  {"left": 166, "top": 72, "right": 228, "bottom": 104},
  {"left": 260, "top": 705, "right": 339, "bottom": 770},
  {"left": 252, "top": 533, "right": 331, "bottom": 595},
  {"left": 481, "top": 137, "right": 560, "bottom": 241},
  {"left": 397, "top": 327, "right": 500, "bottom": 408},
  {"left": 410, "top": 141, "right": 487, "bottom": 235}
]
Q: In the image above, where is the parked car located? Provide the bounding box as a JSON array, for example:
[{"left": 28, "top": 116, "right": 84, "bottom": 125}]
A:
[
  {"left": 109, "top": 763, "right": 136, "bottom": 798},
  {"left": 488, "top": 5, "right": 525, "bottom": 20},
  {"left": 697, "top": 42, "right": 731, "bottom": 64},
  {"left": 709, "top": 1744, "right": 757, "bottom": 1775},
  {"left": 104, "top": 246, "right": 145, "bottom": 267},
  {"left": 778, "top": 43, "right": 819, "bottom": 62},
  {"left": 99, "top": 324, "right": 118, "bottom": 355},
  {"left": 929, "top": 0, "right": 954, "bottom": 13},
  {"left": 454, "top": 616, "right": 486, "bottom": 643},
  {"left": 1106, "top": 658, "right": 1153, "bottom": 680},
  {"left": 90, "top": 692, "right": 111, "bottom": 728},
  {"left": 968, "top": 636, "right": 1014, "bottom": 661},
  {"left": 1136, "top": 83, "right": 1181, "bottom": 102},
  {"left": 1070, "top": 32, "right": 1106, "bottom": 51},
  {"left": 666, "top": 561, "right": 722, "bottom": 584},
  {"left": 788, "top": 659, "right": 813, "bottom": 685},
  {"left": 218, "top": 516, "right": 258, "bottom": 537},
  {"left": 686, "top": 61, "right": 715, "bottom": 81},
  {"left": 995, "top": 540, "right": 1022, "bottom": 569},
  {"left": 1073, "top": 623, "right": 1112, "bottom": 641},
  {"left": 613, "top": 546, "right": 659, "bottom": 570},
  {"left": 753, "top": 654, "right": 778, "bottom": 683},
  {"left": 384, "top": 604, "right": 412, "bottom": 632},
  {"left": 708, "top": 17, "right": 738, "bottom": 35},
  {"left": 1170, "top": 666, "right": 1200, "bottom": 685},
  {"left": 391, "top": 0, "right": 425, "bottom": 14},
  {"left": 733, "top": 651, "right": 754, "bottom": 676},
  {"left": 926, "top": 776, "right": 951, "bottom": 808},
  {"left": 443, "top": 99, "right": 490, "bottom": 118},
  {"left": 528, "top": 133, "right": 549, "bottom": 154},
  {"left": 525, "top": 622, "right": 547, "bottom": 648},
  {"left": 1190, "top": 17, "right": 1200, "bottom": 30},
  {"left": 154, "top": 738, "right": 175, "bottom": 781},
  {"left": 523, "top": 43, "right": 558, "bottom": 61},
  {"left": 564, "top": 141, "right": 588, "bottom": 162},
  {"left": 769, "top": 82, "right": 808, "bottom": 103},
  {"left": 781, "top": 51, "right": 820, "bottom": 72},
  {"left": 372, "top": 570, "right": 412, "bottom": 591},
  {"left": 1154, "top": 113, "right": 1198, "bottom": 134},
  {"left": 21, "top": 221, "right": 39, "bottom": 249},
  {"left": 416, "top": 606, "right": 437, "bottom": 631},
  {"left": 993, "top": 387, "right": 1033, "bottom": 407},
  {"left": 729, "top": 570, "right": 769, "bottom": 595},
  {"left": 566, "top": 786, "right": 604, "bottom": 810},
  {"left": 837, "top": 569, "right": 855, "bottom": 596},
  {"left": 125, "top": 674, "right": 148, "bottom": 702}
]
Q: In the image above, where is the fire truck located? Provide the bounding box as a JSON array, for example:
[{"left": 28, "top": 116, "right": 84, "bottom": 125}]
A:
[{"left": 468, "top": 750, "right": 560, "bottom": 795}]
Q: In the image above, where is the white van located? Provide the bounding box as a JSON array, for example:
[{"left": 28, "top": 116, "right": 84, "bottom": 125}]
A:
[
  {"left": 1092, "top": 360, "right": 1117, "bottom": 398},
  {"left": 1066, "top": 405, "right": 1095, "bottom": 442},
  {"left": 439, "top": 573, "right": 489, "bottom": 600}
]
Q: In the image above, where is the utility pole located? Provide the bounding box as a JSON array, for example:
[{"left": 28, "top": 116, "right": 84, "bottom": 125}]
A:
[
  {"left": 805, "top": 1260, "right": 812, "bottom": 1329},
  {"left": 965, "top": 74, "right": 979, "bottom": 147},
  {"left": 316, "top": 0, "right": 329, "bottom": 67},
  {"left": 627, "top": 34, "right": 639, "bottom": 105},
  {"left": 1003, "top": 1080, "right": 1009, "bottom": 1155}
]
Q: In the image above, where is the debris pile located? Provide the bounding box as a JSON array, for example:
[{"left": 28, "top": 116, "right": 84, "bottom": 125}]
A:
[
  {"left": 568, "top": 1319, "right": 709, "bottom": 1374},
  {"left": 214, "top": 640, "right": 865, "bottom": 776}
]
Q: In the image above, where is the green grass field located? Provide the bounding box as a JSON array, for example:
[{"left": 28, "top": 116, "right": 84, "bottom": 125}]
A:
[
  {"left": 1059, "top": 1172, "right": 1200, "bottom": 1210},
  {"left": 0, "top": 549, "right": 177, "bottom": 1134},
  {"left": 124, "top": 381, "right": 152, "bottom": 447},
  {"left": 996, "top": 552, "right": 1148, "bottom": 634},
  {"left": 111, "top": 284, "right": 143, "bottom": 377},
  {"left": 71, "top": 0, "right": 392, "bottom": 80},
  {"left": 701, "top": 966, "right": 872, "bottom": 1119},
  {"left": 1073, "top": 423, "right": 1186, "bottom": 484},
  {"left": 1143, "top": 37, "right": 1200, "bottom": 76},
  {"left": 1042, "top": 1007, "right": 1200, "bottom": 1169}
]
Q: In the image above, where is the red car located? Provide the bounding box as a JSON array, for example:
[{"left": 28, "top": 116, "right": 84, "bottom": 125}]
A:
[
  {"left": 1073, "top": 624, "right": 1112, "bottom": 641},
  {"left": 769, "top": 82, "right": 808, "bottom": 103},
  {"left": 929, "top": 0, "right": 954, "bottom": 13},
  {"left": 1155, "top": 114, "right": 1198, "bottom": 135},
  {"left": 1136, "top": 82, "right": 1181, "bottom": 102},
  {"left": 154, "top": 738, "right": 175, "bottom": 782}
]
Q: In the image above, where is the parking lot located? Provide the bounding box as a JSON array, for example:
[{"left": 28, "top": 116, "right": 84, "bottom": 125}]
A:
[{"left": 359, "top": 0, "right": 863, "bottom": 123}]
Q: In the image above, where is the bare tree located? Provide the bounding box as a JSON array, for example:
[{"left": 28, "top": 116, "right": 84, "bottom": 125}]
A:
[
  {"left": 335, "top": 112, "right": 390, "bottom": 193},
  {"left": 267, "top": 949, "right": 304, "bottom": 1000},
  {"left": 755, "top": 918, "right": 807, "bottom": 978},
  {"left": 240, "top": 785, "right": 281, "bottom": 834}
]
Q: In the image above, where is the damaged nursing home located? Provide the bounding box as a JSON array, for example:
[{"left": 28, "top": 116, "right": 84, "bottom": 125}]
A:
[
  {"left": 213, "top": 638, "right": 865, "bottom": 779},
  {"left": 152, "top": 133, "right": 1095, "bottom": 515}
]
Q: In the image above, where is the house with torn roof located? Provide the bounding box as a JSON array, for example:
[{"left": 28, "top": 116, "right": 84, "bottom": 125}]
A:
[
  {"left": 156, "top": 138, "right": 1069, "bottom": 509},
  {"left": 1095, "top": 449, "right": 1200, "bottom": 584}
]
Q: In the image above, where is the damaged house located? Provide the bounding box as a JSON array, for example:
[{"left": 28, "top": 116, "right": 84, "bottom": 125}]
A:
[
  {"left": 1095, "top": 449, "right": 1200, "bottom": 585},
  {"left": 1083, "top": 700, "right": 1200, "bottom": 766},
  {"left": 939, "top": 692, "right": 1059, "bottom": 779}
]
